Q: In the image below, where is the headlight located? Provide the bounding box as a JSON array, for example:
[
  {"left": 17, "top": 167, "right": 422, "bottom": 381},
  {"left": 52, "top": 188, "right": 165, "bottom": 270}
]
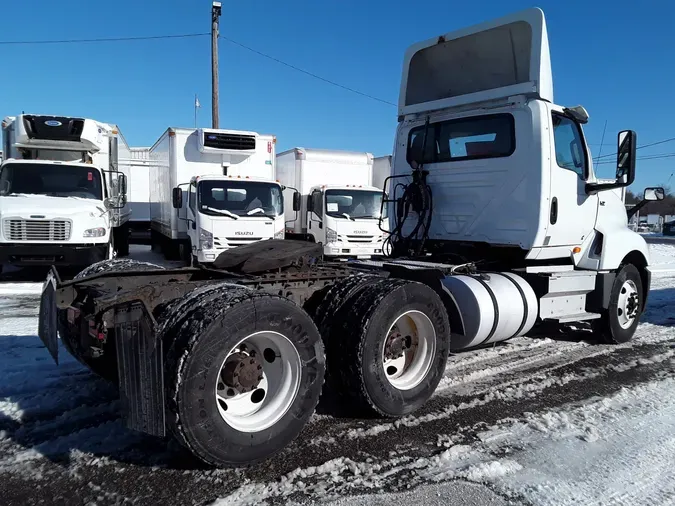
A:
[
  {"left": 83, "top": 227, "right": 106, "bottom": 238},
  {"left": 326, "top": 227, "right": 337, "bottom": 244},
  {"left": 199, "top": 228, "right": 213, "bottom": 250},
  {"left": 274, "top": 229, "right": 284, "bottom": 239}
]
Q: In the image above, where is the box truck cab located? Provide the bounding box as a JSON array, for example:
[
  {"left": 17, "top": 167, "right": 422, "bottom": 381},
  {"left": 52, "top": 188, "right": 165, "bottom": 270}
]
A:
[
  {"left": 277, "top": 148, "right": 386, "bottom": 259},
  {"left": 0, "top": 114, "right": 128, "bottom": 272},
  {"left": 173, "top": 174, "right": 285, "bottom": 264},
  {"left": 150, "top": 127, "right": 283, "bottom": 264}
]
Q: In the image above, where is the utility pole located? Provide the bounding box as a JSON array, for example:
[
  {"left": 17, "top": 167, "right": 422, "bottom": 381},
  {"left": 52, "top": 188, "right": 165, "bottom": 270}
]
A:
[{"left": 211, "top": 2, "right": 222, "bottom": 129}]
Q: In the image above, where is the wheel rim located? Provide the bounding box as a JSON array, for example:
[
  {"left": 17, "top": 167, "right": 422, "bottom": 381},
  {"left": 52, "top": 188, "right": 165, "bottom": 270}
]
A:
[
  {"left": 382, "top": 310, "right": 436, "bottom": 391},
  {"left": 617, "top": 279, "right": 640, "bottom": 329},
  {"left": 215, "top": 331, "right": 302, "bottom": 433}
]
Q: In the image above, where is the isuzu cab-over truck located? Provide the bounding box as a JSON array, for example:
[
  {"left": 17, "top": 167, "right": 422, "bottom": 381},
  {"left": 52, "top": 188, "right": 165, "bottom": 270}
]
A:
[
  {"left": 38, "top": 8, "right": 663, "bottom": 468},
  {"left": 277, "top": 148, "right": 386, "bottom": 259},
  {"left": 0, "top": 114, "right": 129, "bottom": 273},
  {"left": 148, "top": 127, "right": 284, "bottom": 265}
]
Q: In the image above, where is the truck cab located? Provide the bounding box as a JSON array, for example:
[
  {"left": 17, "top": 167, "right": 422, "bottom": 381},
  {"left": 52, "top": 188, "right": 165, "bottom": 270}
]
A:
[
  {"left": 0, "top": 114, "right": 128, "bottom": 271},
  {"left": 306, "top": 184, "right": 386, "bottom": 258},
  {"left": 174, "top": 174, "right": 285, "bottom": 264}
]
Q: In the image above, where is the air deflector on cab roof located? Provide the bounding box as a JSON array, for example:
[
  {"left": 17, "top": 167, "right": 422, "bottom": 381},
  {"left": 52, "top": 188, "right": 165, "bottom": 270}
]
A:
[{"left": 399, "top": 7, "right": 553, "bottom": 116}]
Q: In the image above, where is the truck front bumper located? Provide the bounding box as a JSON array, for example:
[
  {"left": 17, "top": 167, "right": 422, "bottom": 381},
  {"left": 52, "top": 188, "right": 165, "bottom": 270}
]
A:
[
  {"left": 0, "top": 243, "right": 108, "bottom": 267},
  {"left": 324, "top": 244, "right": 384, "bottom": 259}
]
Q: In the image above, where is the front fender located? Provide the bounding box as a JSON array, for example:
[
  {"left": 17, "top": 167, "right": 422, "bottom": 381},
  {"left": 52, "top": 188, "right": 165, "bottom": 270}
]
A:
[{"left": 598, "top": 227, "right": 650, "bottom": 271}]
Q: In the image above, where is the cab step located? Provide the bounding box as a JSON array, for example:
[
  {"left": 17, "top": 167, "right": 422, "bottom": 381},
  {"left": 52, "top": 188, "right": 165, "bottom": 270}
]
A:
[{"left": 549, "top": 312, "right": 602, "bottom": 323}]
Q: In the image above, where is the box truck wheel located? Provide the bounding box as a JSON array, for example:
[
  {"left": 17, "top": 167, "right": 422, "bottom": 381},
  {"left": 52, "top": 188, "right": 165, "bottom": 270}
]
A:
[
  {"left": 163, "top": 286, "right": 325, "bottom": 467},
  {"left": 114, "top": 224, "right": 130, "bottom": 257},
  {"left": 322, "top": 279, "right": 450, "bottom": 417},
  {"left": 57, "top": 259, "right": 166, "bottom": 382},
  {"left": 592, "top": 263, "right": 644, "bottom": 344}
]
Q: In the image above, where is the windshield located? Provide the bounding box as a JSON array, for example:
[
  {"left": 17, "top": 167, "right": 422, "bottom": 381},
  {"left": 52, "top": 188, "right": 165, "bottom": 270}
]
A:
[
  {"left": 325, "top": 189, "right": 386, "bottom": 219},
  {"left": 197, "top": 180, "right": 283, "bottom": 217},
  {"left": 0, "top": 162, "right": 103, "bottom": 200}
]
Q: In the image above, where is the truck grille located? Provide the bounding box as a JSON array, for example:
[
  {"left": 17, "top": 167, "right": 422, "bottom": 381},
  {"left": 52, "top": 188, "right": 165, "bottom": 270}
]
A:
[
  {"left": 3, "top": 219, "right": 72, "bottom": 241},
  {"left": 346, "top": 234, "right": 375, "bottom": 243}
]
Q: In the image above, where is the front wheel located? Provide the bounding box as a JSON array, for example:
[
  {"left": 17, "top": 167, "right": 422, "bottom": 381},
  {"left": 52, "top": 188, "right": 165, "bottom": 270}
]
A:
[{"left": 593, "top": 263, "right": 644, "bottom": 344}]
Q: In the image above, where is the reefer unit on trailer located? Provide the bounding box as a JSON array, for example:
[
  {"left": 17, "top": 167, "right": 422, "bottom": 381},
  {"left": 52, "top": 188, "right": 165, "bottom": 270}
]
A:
[
  {"left": 0, "top": 114, "right": 130, "bottom": 271},
  {"left": 149, "top": 127, "right": 282, "bottom": 264},
  {"left": 277, "top": 148, "right": 386, "bottom": 258}
]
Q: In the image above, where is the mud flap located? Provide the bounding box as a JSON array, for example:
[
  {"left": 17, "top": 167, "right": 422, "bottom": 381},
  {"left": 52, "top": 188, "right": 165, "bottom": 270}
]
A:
[
  {"left": 114, "top": 303, "right": 165, "bottom": 437},
  {"left": 38, "top": 273, "right": 59, "bottom": 364}
]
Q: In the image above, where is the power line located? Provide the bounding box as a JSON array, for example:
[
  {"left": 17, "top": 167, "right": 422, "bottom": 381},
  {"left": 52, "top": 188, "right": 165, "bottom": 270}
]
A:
[
  {"left": 219, "top": 35, "right": 397, "bottom": 107},
  {"left": 594, "top": 136, "right": 675, "bottom": 160},
  {"left": 595, "top": 152, "right": 675, "bottom": 165},
  {"left": 0, "top": 33, "right": 209, "bottom": 45}
]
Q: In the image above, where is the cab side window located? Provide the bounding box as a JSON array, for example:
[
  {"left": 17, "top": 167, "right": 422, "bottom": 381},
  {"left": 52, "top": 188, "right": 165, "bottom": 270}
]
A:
[
  {"left": 552, "top": 114, "right": 587, "bottom": 178},
  {"left": 310, "top": 189, "right": 323, "bottom": 216}
]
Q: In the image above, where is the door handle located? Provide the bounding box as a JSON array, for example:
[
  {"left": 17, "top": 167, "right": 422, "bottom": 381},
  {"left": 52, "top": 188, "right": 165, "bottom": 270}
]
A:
[{"left": 550, "top": 197, "right": 558, "bottom": 225}]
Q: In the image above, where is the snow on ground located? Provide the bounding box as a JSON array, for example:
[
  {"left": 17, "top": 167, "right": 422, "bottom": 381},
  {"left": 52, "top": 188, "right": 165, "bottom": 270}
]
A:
[
  {"left": 0, "top": 243, "right": 674, "bottom": 506},
  {"left": 649, "top": 243, "right": 675, "bottom": 271}
]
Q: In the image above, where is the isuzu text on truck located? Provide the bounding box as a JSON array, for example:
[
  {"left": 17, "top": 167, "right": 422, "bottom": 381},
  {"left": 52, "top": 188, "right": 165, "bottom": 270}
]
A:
[
  {"left": 277, "top": 148, "right": 387, "bottom": 259},
  {"left": 148, "top": 127, "right": 285, "bottom": 265},
  {"left": 0, "top": 114, "right": 129, "bottom": 273},
  {"left": 37, "top": 8, "right": 664, "bottom": 468}
]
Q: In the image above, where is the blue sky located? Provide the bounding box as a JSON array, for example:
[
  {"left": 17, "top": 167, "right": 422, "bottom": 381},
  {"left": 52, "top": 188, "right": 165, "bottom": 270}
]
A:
[{"left": 1, "top": 0, "right": 673, "bottom": 191}]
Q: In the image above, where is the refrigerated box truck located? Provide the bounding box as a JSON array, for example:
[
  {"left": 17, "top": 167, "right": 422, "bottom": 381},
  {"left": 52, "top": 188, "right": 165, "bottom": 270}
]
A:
[
  {"left": 277, "top": 148, "right": 386, "bottom": 259},
  {"left": 149, "top": 127, "right": 284, "bottom": 264},
  {"left": 0, "top": 114, "right": 129, "bottom": 272}
]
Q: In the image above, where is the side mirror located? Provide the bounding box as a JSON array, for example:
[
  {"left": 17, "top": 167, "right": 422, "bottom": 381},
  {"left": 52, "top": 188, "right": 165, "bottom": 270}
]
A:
[
  {"left": 172, "top": 187, "right": 183, "bottom": 209},
  {"left": 616, "top": 130, "right": 637, "bottom": 186},
  {"left": 117, "top": 173, "right": 127, "bottom": 196},
  {"left": 644, "top": 187, "right": 665, "bottom": 201},
  {"left": 292, "top": 191, "right": 301, "bottom": 212}
]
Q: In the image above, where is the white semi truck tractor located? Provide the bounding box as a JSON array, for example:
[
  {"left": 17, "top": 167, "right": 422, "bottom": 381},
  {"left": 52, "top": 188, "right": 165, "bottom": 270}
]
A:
[
  {"left": 148, "top": 127, "right": 286, "bottom": 265},
  {"left": 0, "top": 114, "right": 129, "bottom": 273},
  {"left": 277, "top": 148, "right": 387, "bottom": 259},
  {"left": 38, "top": 8, "right": 664, "bottom": 468}
]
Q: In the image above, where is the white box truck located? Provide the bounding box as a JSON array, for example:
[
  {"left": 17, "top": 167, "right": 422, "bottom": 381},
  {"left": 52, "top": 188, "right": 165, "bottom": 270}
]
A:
[
  {"left": 0, "top": 114, "right": 129, "bottom": 273},
  {"left": 119, "top": 146, "right": 151, "bottom": 243},
  {"left": 40, "top": 8, "right": 665, "bottom": 468},
  {"left": 277, "top": 148, "right": 386, "bottom": 259},
  {"left": 149, "top": 127, "right": 285, "bottom": 264},
  {"left": 372, "top": 155, "right": 392, "bottom": 192}
]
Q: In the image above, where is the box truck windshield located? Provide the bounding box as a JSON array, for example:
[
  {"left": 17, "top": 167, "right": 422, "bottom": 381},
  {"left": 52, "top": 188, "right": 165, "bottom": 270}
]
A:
[
  {"left": 0, "top": 162, "right": 103, "bottom": 200},
  {"left": 198, "top": 180, "right": 283, "bottom": 219},
  {"left": 325, "top": 189, "right": 385, "bottom": 220}
]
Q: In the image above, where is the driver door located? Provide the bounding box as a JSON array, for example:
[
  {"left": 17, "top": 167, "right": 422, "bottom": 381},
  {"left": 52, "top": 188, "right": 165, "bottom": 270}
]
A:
[
  {"left": 544, "top": 106, "right": 598, "bottom": 248},
  {"left": 308, "top": 189, "right": 323, "bottom": 239}
]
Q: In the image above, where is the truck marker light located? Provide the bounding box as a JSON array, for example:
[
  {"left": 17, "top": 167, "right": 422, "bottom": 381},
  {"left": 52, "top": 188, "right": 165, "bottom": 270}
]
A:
[
  {"left": 267, "top": 142, "right": 272, "bottom": 153},
  {"left": 573, "top": 246, "right": 581, "bottom": 254}
]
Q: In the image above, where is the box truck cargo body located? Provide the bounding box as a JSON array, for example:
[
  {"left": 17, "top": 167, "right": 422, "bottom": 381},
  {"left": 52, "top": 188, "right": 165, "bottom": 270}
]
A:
[
  {"left": 118, "top": 147, "right": 151, "bottom": 242},
  {"left": 373, "top": 155, "right": 392, "bottom": 192},
  {"left": 277, "top": 148, "right": 386, "bottom": 258},
  {"left": 0, "top": 114, "right": 130, "bottom": 271},
  {"left": 149, "top": 127, "right": 282, "bottom": 264}
]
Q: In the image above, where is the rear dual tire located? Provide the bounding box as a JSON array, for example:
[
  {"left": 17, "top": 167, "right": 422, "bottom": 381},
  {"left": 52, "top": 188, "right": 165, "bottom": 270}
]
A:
[
  {"left": 163, "top": 286, "right": 325, "bottom": 467},
  {"left": 309, "top": 277, "right": 450, "bottom": 417}
]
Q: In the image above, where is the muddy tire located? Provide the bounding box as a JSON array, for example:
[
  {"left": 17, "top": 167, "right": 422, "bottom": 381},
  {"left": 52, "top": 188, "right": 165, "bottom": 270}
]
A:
[
  {"left": 320, "top": 278, "right": 450, "bottom": 417},
  {"left": 58, "top": 259, "right": 165, "bottom": 382},
  {"left": 163, "top": 285, "right": 325, "bottom": 467},
  {"left": 593, "top": 263, "right": 644, "bottom": 344}
]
